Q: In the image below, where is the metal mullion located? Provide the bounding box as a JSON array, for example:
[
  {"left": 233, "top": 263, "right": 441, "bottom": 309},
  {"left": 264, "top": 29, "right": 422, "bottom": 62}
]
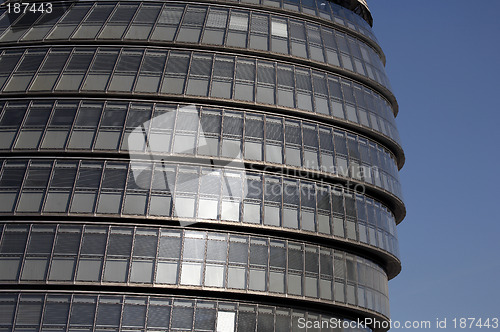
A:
[
  {"left": 222, "top": 7, "right": 231, "bottom": 46},
  {"left": 2, "top": 48, "right": 28, "bottom": 90},
  {"left": 177, "top": 228, "right": 185, "bottom": 288},
  {"left": 10, "top": 293, "right": 22, "bottom": 329},
  {"left": 65, "top": 293, "right": 75, "bottom": 331},
  {"left": 89, "top": 100, "right": 108, "bottom": 151},
  {"left": 38, "top": 160, "right": 56, "bottom": 215},
  {"left": 199, "top": 231, "right": 209, "bottom": 288},
  {"left": 151, "top": 225, "right": 161, "bottom": 285},
  {"left": 327, "top": 185, "right": 334, "bottom": 235},
  {"left": 41, "top": 207, "right": 60, "bottom": 285},
  {"left": 172, "top": 4, "right": 189, "bottom": 42},
  {"left": 61, "top": 3, "right": 86, "bottom": 40},
  {"left": 0, "top": 224, "right": 4, "bottom": 259},
  {"left": 223, "top": 233, "right": 230, "bottom": 289},
  {"left": 65, "top": 159, "right": 83, "bottom": 216},
  {"left": 121, "top": 2, "right": 142, "bottom": 40},
  {"left": 50, "top": 47, "right": 79, "bottom": 92},
  {"left": 193, "top": 105, "right": 205, "bottom": 158},
  {"left": 101, "top": 47, "right": 124, "bottom": 93},
  {"left": 308, "top": 67, "right": 318, "bottom": 113},
  {"left": 38, "top": 293, "right": 50, "bottom": 330},
  {"left": 128, "top": 49, "right": 147, "bottom": 93},
  {"left": 144, "top": 296, "right": 152, "bottom": 329},
  {"left": 78, "top": 47, "right": 100, "bottom": 93},
  {"left": 199, "top": 3, "right": 211, "bottom": 47},
  {"left": 157, "top": 49, "right": 171, "bottom": 94},
  {"left": 57, "top": 99, "right": 80, "bottom": 150},
  {"left": 148, "top": 2, "right": 166, "bottom": 40},
  {"left": 245, "top": 234, "right": 250, "bottom": 292},
  {"left": 193, "top": 160, "right": 203, "bottom": 220},
  {"left": 89, "top": 160, "right": 107, "bottom": 216},
  {"left": 71, "top": 2, "right": 96, "bottom": 36},
  {"left": 71, "top": 224, "right": 85, "bottom": 285},
  {"left": 25, "top": 100, "right": 55, "bottom": 151},
  {"left": 120, "top": 161, "right": 132, "bottom": 216},
  {"left": 5, "top": 98, "right": 31, "bottom": 157},
  {"left": 90, "top": 293, "right": 100, "bottom": 331},
  {"left": 115, "top": 102, "right": 133, "bottom": 158},
  {"left": 124, "top": 216, "right": 137, "bottom": 285},
  {"left": 12, "top": 158, "right": 32, "bottom": 215},
  {"left": 205, "top": 53, "right": 217, "bottom": 105},
  {"left": 168, "top": 137, "right": 181, "bottom": 218},
  {"left": 65, "top": 100, "right": 84, "bottom": 149},
  {"left": 16, "top": 224, "right": 32, "bottom": 283},
  {"left": 97, "top": 225, "right": 112, "bottom": 283},
  {"left": 38, "top": 100, "right": 59, "bottom": 145},
  {"left": 142, "top": 158, "right": 155, "bottom": 218},
  {"left": 89, "top": 2, "right": 117, "bottom": 41}
]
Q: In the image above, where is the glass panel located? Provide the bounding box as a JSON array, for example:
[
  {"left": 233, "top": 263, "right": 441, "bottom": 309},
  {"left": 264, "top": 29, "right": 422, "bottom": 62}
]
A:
[
  {"left": 103, "top": 259, "right": 128, "bottom": 282},
  {"left": 21, "top": 257, "right": 48, "bottom": 280},
  {"left": 204, "top": 264, "right": 224, "bottom": 287},
  {"left": 156, "top": 261, "right": 178, "bottom": 284},
  {"left": 180, "top": 262, "right": 203, "bottom": 285},
  {"left": 49, "top": 258, "right": 76, "bottom": 280},
  {"left": 130, "top": 260, "right": 154, "bottom": 283},
  {"left": 227, "top": 266, "right": 246, "bottom": 289},
  {"left": 0, "top": 258, "right": 21, "bottom": 280}
]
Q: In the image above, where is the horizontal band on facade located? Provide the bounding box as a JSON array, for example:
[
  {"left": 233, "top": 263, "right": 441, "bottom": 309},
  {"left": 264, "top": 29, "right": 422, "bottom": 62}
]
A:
[
  {"left": 0, "top": 289, "right": 389, "bottom": 331},
  {"left": 0, "top": 222, "right": 391, "bottom": 318},
  {"left": 0, "top": 90, "right": 404, "bottom": 169}
]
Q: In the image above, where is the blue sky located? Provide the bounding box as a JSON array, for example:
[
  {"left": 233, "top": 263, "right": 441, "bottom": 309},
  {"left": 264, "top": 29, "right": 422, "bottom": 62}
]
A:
[{"left": 368, "top": 1, "right": 500, "bottom": 330}]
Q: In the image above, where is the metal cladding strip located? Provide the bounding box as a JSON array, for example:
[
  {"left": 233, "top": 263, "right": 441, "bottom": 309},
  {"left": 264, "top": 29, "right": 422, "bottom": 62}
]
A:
[
  {"left": 0, "top": 222, "right": 392, "bottom": 319},
  {"left": 0, "top": 289, "right": 391, "bottom": 331}
]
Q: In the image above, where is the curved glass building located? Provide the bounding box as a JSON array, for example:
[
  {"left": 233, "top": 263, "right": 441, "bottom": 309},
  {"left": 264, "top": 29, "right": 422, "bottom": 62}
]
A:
[{"left": 0, "top": 0, "right": 405, "bottom": 330}]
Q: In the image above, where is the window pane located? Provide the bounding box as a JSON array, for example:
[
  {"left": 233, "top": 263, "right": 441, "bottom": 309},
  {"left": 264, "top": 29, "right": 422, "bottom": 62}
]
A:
[
  {"left": 180, "top": 262, "right": 203, "bottom": 286},
  {"left": 204, "top": 264, "right": 224, "bottom": 287},
  {"left": 103, "top": 259, "right": 128, "bottom": 282},
  {"left": 156, "top": 261, "right": 178, "bottom": 284},
  {"left": 76, "top": 258, "right": 102, "bottom": 281},
  {"left": 227, "top": 266, "right": 246, "bottom": 289},
  {"left": 21, "top": 258, "right": 48, "bottom": 280},
  {"left": 130, "top": 260, "right": 154, "bottom": 283},
  {"left": 49, "top": 258, "right": 76, "bottom": 280}
]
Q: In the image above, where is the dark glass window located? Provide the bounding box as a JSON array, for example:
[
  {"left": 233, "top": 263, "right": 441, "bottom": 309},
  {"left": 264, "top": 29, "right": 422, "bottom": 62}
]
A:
[
  {"left": 66, "top": 53, "right": 94, "bottom": 71},
  {"left": 69, "top": 297, "right": 96, "bottom": 325},
  {"left": 109, "top": 4, "right": 139, "bottom": 23},
  {"left": 85, "top": 5, "right": 115, "bottom": 23},
  {"left": 107, "top": 231, "right": 133, "bottom": 256},
  {"left": 0, "top": 53, "right": 22, "bottom": 74},
  {"left": 80, "top": 231, "right": 107, "bottom": 255},
  {"left": 116, "top": 51, "right": 143, "bottom": 72},
  {"left": 18, "top": 53, "right": 45, "bottom": 72},
  {"left": 92, "top": 52, "right": 119, "bottom": 71},
  {"left": 166, "top": 53, "right": 190, "bottom": 74},
  {"left": 40, "top": 52, "right": 70, "bottom": 72},
  {"left": 50, "top": 103, "right": 78, "bottom": 126},
  {"left": 159, "top": 235, "right": 181, "bottom": 259},
  {"left": 133, "top": 234, "right": 158, "bottom": 257},
  {"left": 101, "top": 164, "right": 127, "bottom": 189},
  {"left": 0, "top": 105, "right": 27, "bottom": 127},
  {"left": 0, "top": 230, "right": 28, "bottom": 253},
  {"left": 76, "top": 164, "right": 103, "bottom": 189},
  {"left": 228, "top": 238, "right": 248, "bottom": 264},
  {"left": 24, "top": 105, "right": 52, "bottom": 126}
]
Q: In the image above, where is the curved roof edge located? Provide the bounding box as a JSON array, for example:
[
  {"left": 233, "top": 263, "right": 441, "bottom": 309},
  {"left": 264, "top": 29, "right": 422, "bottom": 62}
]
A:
[{"left": 334, "top": 0, "right": 373, "bottom": 27}]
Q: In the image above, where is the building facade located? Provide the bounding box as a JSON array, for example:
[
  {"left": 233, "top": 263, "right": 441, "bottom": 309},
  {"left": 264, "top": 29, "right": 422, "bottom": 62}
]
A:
[{"left": 0, "top": 0, "right": 405, "bottom": 331}]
